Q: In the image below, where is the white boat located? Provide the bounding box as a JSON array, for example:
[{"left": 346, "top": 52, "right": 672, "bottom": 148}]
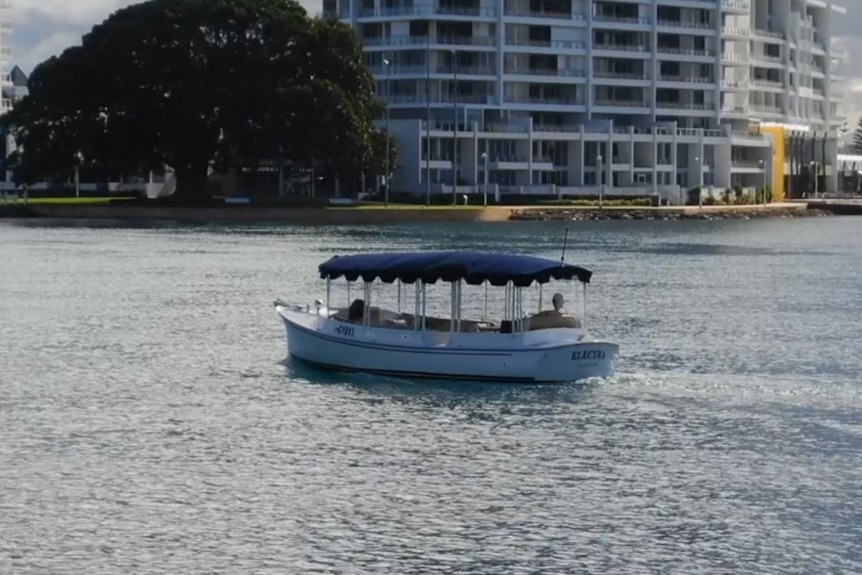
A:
[{"left": 274, "top": 250, "right": 619, "bottom": 383}]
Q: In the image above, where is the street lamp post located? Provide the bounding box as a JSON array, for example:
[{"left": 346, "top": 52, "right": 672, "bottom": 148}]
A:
[
  {"left": 810, "top": 161, "right": 819, "bottom": 199},
  {"left": 425, "top": 34, "right": 431, "bottom": 206},
  {"left": 451, "top": 48, "right": 458, "bottom": 206},
  {"left": 758, "top": 159, "right": 766, "bottom": 205},
  {"left": 74, "top": 151, "right": 82, "bottom": 198},
  {"left": 596, "top": 154, "right": 603, "bottom": 208},
  {"left": 481, "top": 150, "right": 489, "bottom": 207},
  {"left": 383, "top": 56, "right": 391, "bottom": 207}
]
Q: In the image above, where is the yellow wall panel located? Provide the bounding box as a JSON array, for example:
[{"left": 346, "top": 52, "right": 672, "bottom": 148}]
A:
[{"left": 760, "top": 126, "right": 786, "bottom": 202}]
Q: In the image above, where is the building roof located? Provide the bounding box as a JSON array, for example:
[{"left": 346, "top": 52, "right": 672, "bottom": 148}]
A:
[{"left": 10, "top": 66, "right": 28, "bottom": 88}]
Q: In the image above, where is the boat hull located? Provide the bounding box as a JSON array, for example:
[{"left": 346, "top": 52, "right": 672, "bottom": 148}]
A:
[{"left": 276, "top": 305, "right": 617, "bottom": 383}]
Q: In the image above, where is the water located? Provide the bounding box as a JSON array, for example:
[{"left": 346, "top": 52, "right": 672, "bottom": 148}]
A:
[{"left": 1, "top": 217, "right": 861, "bottom": 574}]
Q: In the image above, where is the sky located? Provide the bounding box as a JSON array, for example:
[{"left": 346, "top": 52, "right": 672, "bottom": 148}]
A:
[{"left": 7, "top": 0, "right": 862, "bottom": 121}]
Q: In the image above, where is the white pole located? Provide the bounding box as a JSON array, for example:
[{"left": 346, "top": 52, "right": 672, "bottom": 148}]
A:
[
  {"left": 452, "top": 49, "right": 458, "bottom": 206},
  {"left": 582, "top": 283, "right": 588, "bottom": 332},
  {"left": 414, "top": 282, "right": 420, "bottom": 331},
  {"left": 482, "top": 151, "right": 489, "bottom": 207},
  {"left": 75, "top": 165, "right": 80, "bottom": 198},
  {"left": 814, "top": 163, "right": 819, "bottom": 199},
  {"left": 363, "top": 282, "right": 371, "bottom": 326},
  {"left": 597, "top": 154, "right": 603, "bottom": 208},
  {"left": 421, "top": 282, "right": 427, "bottom": 330},
  {"left": 384, "top": 55, "right": 391, "bottom": 207},
  {"left": 483, "top": 282, "right": 488, "bottom": 321}
]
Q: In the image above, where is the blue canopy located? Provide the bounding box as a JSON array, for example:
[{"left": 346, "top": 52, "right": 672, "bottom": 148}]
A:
[{"left": 318, "top": 251, "right": 592, "bottom": 287}]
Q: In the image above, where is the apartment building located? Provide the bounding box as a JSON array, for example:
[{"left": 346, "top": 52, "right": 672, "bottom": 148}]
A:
[
  {"left": 0, "top": 0, "right": 10, "bottom": 114},
  {"left": 326, "top": 0, "right": 846, "bottom": 201}
]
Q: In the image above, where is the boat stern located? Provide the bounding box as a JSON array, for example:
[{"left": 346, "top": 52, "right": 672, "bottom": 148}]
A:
[{"left": 533, "top": 340, "right": 620, "bottom": 382}]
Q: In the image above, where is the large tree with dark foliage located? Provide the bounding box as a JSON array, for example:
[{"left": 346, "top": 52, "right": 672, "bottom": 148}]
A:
[
  {"left": 1, "top": 0, "right": 394, "bottom": 201},
  {"left": 849, "top": 117, "right": 862, "bottom": 156}
]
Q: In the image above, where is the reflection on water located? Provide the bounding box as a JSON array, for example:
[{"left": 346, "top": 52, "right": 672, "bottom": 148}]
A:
[{"left": 1, "top": 217, "right": 861, "bottom": 574}]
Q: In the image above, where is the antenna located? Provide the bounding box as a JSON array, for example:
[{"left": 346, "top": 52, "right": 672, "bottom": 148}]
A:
[{"left": 560, "top": 225, "right": 569, "bottom": 265}]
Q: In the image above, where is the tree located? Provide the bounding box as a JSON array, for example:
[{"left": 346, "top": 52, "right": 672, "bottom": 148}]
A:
[
  {"left": 1, "top": 0, "right": 391, "bottom": 202},
  {"left": 851, "top": 117, "right": 862, "bottom": 156}
]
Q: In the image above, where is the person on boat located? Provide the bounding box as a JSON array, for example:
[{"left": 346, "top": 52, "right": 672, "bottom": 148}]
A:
[
  {"left": 551, "top": 292, "right": 565, "bottom": 314},
  {"left": 347, "top": 298, "right": 394, "bottom": 326},
  {"left": 527, "top": 292, "right": 580, "bottom": 329},
  {"left": 347, "top": 298, "right": 365, "bottom": 323}
]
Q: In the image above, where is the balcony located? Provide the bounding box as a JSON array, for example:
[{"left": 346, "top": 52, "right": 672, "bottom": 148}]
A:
[
  {"left": 504, "top": 38, "right": 586, "bottom": 51},
  {"left": 358, "top": 6, "right": 497, "bottom": 18},
  {"left": 656, "top": 20, "right": 715, "bottom": 31},
  {"left": 721, "top": 105, "right": 749, "bottom": 115},
  {"left": 721, "top": 79, "right": 749, "bottom": 89},
  {"left": 363, "top": 35, "right": 496, "bottom": 48},
  {"left": 593, "top": 44, "right": 649, "bottom": 53},
  {"left": 593, "top": 100, "right": 650, "bottom": 108},
  {"left": 753, "top": 29, "right": 784, "bottom": 41},
  {"left": 658, "top": 75, "right": 714, "bottom": 84},
  {"left": 505, "top": 67, "right": 587, "bottom": 79},
  {"left": 503, "top": 96, "right": 586, "bottom": 107},
  {"left": 592, "top": 15, "right": 651, "bottom": 26},
  {"left": 810, "top": 43, "right": 827, "bottom": 55},
  {"left": 382, "top": 93, "right": 491, "bottom": 105},
  {"left": 721, "top": 52, "right": 749, "bottom": 63},
  {"left": 751, "top": 79, "right": 783, "bottom": 89},
  {"left": 721, "top": 0, "right": 750, "bottom": 10},
  {"left": 656, "top": 47, "right": 715, "bottom": 58},
  {"left": 504, "top": 9, "right": 583, "bottom": 21},
  {"left": 532, "top": 125, "right": 582, "bottom": 133},
  {"left": 751, "top": 53, "right": 783, "bottom": 65},
  {"left": 751, "top": 105, "right": 783, "bottom": 115},
  {"left": 371, "top": 65, "right": 496, "bottom": 77},
  {"left": 655, "top": 102, "right": 714, "bottom": 111},
  {"left": 595, "top": 71, "right": 650, "bottom": 81},
  {"left": 722, "top": 27, "right": 750, "bottom": 37}
]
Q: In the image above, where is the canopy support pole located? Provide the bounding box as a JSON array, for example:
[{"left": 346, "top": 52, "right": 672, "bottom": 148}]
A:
[
  {"left": 483, "top": 282, "right": 488, "bottom": 322},
  {"left": 456, "top": 281, "right": 462, "bottom": 332},
  {"left": 516, "top": 287, "right": 523, "bottom": 333},
  {"left": 421, "top": 282, "right": 427, "bottom": 330},
  {"left": 325, "top": 279, "right": 331, "bottom": 313},
  {"left": 363, "top": 282, "right": 371, "bottom": 326},
  {"left": 414, "top": 282, "right": 421, "bottom": 331},
  {"left": 503, "top": 283, "right": 510, "bottom": 322},
  {"left": 582, "top": 282, "right": 588, "bottom": 333},
  {"left": 397, "top": 280, "right": 401, "bottom": 314},
  {"left": 449, "top": 282, "right": 458, "bottom": 333},
  {"left": 512, "top": 284, "right": 517, "bottom": 330}
]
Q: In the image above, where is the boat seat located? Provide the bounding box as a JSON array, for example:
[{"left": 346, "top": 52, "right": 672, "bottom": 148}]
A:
[{"left": 526, "top": 311, "right": 581, "bottom": 330}]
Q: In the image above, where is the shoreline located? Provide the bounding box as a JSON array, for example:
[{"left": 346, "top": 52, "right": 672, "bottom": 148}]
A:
[{"left": 0, "top": 201, "right": 841, "bottom": 225}]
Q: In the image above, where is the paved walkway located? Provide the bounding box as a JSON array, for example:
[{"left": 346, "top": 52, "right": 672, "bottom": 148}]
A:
[{"left": 500, "top": 202, "right": 806, "bottom": 212}]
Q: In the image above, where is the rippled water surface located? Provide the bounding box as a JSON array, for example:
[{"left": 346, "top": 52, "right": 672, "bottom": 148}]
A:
[{"left": 1, "top": 216, "right": 861, "bottom": 574}]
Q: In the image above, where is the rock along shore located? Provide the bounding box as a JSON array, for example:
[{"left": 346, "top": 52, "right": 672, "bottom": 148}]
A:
[
  {"left": 509, "top": 205, "right": 831, "bottom": 222},
  {"left": 3, "top": 201, "right": 833, "bottom": 224}
]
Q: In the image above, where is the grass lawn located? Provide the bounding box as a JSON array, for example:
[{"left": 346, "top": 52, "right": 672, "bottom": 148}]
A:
[
  {"left": 1, "top": 196, "right": 135, "bottom": 206},
  {"left": 331, "top": 203, "right": 489, "bottom": 210}
]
